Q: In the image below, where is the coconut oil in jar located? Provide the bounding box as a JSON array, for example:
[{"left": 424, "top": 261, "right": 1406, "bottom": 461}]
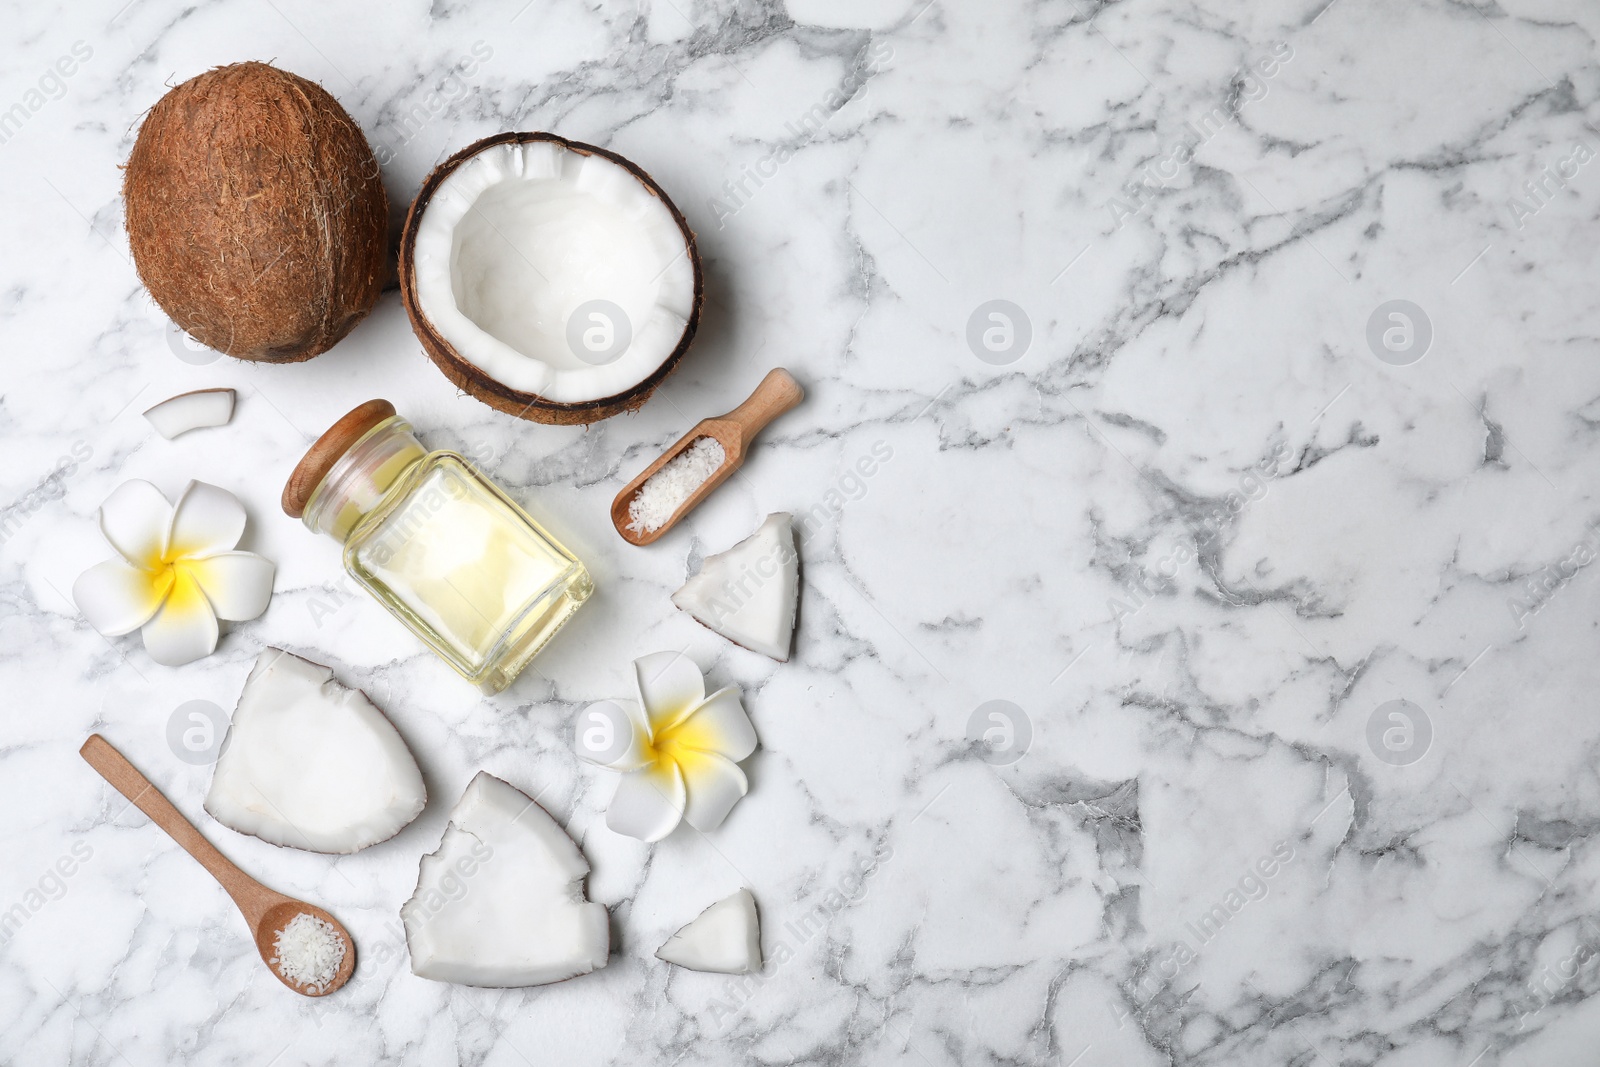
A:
[{"left": 284, "top": 400, "right": 592, "bottom": 693}]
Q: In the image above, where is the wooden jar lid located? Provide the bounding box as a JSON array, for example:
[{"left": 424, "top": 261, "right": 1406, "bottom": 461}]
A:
[{"left": 281, "top": 400, "right": 396, "bottom": 518}]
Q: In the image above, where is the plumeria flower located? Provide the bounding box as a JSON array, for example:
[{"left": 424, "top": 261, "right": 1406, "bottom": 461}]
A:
[
  {"left": 72, "top": 480, "right": 275, "bottom": 667},
  {"left": 576, "top": 652, "right": 757, "bottom": 842}
]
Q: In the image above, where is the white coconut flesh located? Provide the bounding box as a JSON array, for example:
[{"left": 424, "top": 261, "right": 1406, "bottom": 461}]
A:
[
  {"left": 656, "top": 889, "right": 761, "bottom": 975},
  {"left": 672, "top": 513, "right": 799, "bottom": 661},
  {"left": 402, "top": 772, "right": 609, "bottom": 987},
  {"left": 411, "top": 140, "right": 695, "bottom": 403},
  {"left": 204, "top": 648, "right": 426, "bottom": 854},
  {"left": 143, "top": 388, "right": 235, "bottom": 439}
]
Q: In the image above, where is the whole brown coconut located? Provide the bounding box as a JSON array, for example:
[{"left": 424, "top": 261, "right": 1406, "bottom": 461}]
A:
[
  {"left": 123, "top": 62, "right": 388, "bottom": 363},
  {"left": 399, "top": 132, "right": 703, "bottom": 425}
]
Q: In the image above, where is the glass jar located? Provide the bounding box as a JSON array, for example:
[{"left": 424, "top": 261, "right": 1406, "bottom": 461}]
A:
[{"left": 284, "top": 400, "right": 593, "bottom": 694}]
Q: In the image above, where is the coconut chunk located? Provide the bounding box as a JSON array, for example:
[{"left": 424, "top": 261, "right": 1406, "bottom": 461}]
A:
[
  {"left": 672, "top": 513, "right": 798, "bottom": 661},
  {"left": 403, "top": 772, "right": 609, "bottom": 987},
  {"left": 143, "top": 388, "right": 236, "bottom": 439},
  {"left": 204, "top": 649, "right": 426, "bottom": 853},
  {"left": 656, "top": 889, "right": 761, "bottom": 974}
]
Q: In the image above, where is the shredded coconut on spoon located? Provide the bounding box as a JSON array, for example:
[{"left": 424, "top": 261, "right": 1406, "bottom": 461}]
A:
[
  {"left": 627, "top": 436, "right": 726, "bottom": 533},
  {"left": 272, "top": 912, "right": 345, "bottom": 989}
]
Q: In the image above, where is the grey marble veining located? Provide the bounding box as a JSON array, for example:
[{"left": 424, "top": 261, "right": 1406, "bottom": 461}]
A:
[{"left": 4, "top": 0, "right": 1600, "bottom": 1063}]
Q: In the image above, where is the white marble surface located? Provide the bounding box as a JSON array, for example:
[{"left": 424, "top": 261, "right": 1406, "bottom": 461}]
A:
[{"left": 5, "top": 0, "right": 1600, "bottom": 1063}]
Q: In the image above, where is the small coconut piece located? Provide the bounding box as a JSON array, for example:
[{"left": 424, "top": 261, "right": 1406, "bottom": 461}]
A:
[
  {"left": 143, "top": 388, "right": 236, "bottom": 439},
  {"left": 403, "top": 772, "right": 609, "bottom": 987},
  {"left": 123, "top": 62, "right": 388, "bottom": 362},
  {"left": 656, "top": 889, "right": 761, "bottom": 974},
  {"left": 672, "top": 513, "right": 798, "bottom": 661},
  {"left": 205, "top": 648, "right": 426, "bottom": 853},
  {"left": 399, "top": 132, "right": 703, "bottom": 424}
]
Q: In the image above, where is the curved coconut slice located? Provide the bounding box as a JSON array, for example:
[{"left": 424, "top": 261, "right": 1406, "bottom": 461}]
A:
[
  {"left": 672, "top": 513, "right": 798, "bottom": 661},
  {"left": 656, "top": 888, "right": 761, "bottom": 975},
  {"left": 143, "top": 388, "right": 236, "bottom": 440},
  {"left": 403, "top": 772, "right": 609, "bottom": 987},
  {"left": 399, "top": 132, "right": 703, "bottom": 425},
  {"left": 204, "top": 649, "right": 425, "bottom": 853}
]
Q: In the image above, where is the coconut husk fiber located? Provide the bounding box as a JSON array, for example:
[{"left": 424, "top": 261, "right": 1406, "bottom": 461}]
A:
[{"left": 123, "top": 61, "right": 388, "bottom": 362}]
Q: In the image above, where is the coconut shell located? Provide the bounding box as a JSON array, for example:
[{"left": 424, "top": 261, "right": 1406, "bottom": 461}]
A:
[
  {"left": 398, "top": 132, "right": 704, "bottom": 425},
  {"left": 123, "top": 62, "right": 389, "bottom": 363}
]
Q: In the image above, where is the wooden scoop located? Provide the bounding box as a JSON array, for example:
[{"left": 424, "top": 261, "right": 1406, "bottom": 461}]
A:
[
  {"left": 80, "top": 734, "right": 356, "bottom": 997},
  {"left": 612, "top": 368, "right": 804, "bottom": 546}
]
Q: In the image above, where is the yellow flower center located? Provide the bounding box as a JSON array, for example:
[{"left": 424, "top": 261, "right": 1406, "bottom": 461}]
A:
[
  {"left": 138, "top": 549, "right": 214, "bottom": 613},
  {"left": 142, "top": 552, "right": 178, "bottom": 599},
  {"left": 647, "top": 711, "right": 725, "bottom": 768}
]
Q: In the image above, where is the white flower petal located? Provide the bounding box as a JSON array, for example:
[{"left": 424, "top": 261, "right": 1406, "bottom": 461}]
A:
[
  {"left": 167, "top": 481, "right": 246, "bottom": 557},
  {"left": 72, "top": 557, "right": 170, "bottom": 636},
  {"left": 670, "top": 687, "right": 757, "bottom": 762},
  {"left": 679, "top": 751, "right": 749, "bottom": 833},
  {"left": 98, "top": 480, "right": 172, "bottom": 567},
  {"left": 574, "top": 699, "right": 654, "bottom": 771},
  {"left": 183, "top": 551, "right": 275, "bottom": 621},
  {"left": 633, "top": 651, "right": 705, "bottom": 734},
  {"left": 605, "top": 762, "right": 685, "bottom": 843},
  {"left": 140, "top": 570, "right": 219, "bottom": 666}
]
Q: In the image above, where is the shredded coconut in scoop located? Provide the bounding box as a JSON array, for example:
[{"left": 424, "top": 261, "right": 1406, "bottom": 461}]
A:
[
  {"left": 627, "top": 437, "right": 725, "bottom": 533},
  {"left": 272, "top": 912, "right": 345, "bottom": 989}
]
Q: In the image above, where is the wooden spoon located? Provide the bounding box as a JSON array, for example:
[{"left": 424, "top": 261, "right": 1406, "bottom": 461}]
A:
[
  {"left": 611, "top": 367, "right": 804, "bottom": 545},
  {"left": 80, "top": 734, "right": 356, "bottom": 997}
]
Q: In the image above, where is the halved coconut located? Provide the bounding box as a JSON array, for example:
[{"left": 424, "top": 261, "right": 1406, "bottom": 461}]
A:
[
  {"left": 656, "top": 888, "right": 761, "bottom": 975},
  {"left": 204, "top": 648, "right": 426, "bottom": 853},
  {"left": 399, "top": 132, "right": 703, "bottom": 425},
  {"left": 402, "top": 772, "right": 610, "bottom": 987}
]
